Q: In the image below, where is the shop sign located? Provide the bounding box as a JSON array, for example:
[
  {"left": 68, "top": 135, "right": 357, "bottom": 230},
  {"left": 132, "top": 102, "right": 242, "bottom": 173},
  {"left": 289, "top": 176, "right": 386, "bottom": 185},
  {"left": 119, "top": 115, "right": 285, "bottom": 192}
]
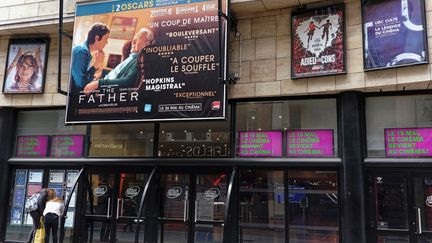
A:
[
  {"left": 287, "top": 129, "right": 334, "bottom": 157},
  {"left": 93, "top": 185, "right": 108, "bottom": 197},
  {"left": 125, "top": 186, "right": 141, "bottom": 198},
  {"left": 167, "top": 187, "right": 182, "bottom": 199},
  {"left": 66, "top": 0, "right": 228, "bottom": 124},
  {"left": 16, "top": 136, "right": 49, "bottom": 157},
  {"left": 50, "top": 135, "right": 84, "bottom": 157},
  {"left": 385, "top": 128, "right": 432, "bottom": 157},
  {"left": 291, "top": 4, "right": 346, "bottom": 78},
  {"left": 238, "top": 131, "right": 282, "bottom": 157},
  {"left": 362, "top": 0, "right": 428, "bottom": 70}
]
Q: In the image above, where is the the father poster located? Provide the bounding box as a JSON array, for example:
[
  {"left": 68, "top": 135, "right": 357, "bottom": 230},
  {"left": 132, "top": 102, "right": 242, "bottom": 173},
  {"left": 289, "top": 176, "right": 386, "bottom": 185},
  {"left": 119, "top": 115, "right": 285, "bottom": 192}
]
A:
[
  {"left": 362, "top": 0, "right": 428, "bottom": 70},
  {"left": 291, "top": 5, "right": 346, "bottom": 78},
  {"left": 66, "top": 0, "right": 227, "bottom": 124}
]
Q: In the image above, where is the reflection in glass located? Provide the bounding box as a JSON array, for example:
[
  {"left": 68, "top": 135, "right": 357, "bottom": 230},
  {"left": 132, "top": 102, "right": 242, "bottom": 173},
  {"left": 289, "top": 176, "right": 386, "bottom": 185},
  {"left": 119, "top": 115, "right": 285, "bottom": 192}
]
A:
[
  {"left": 195, "top": 174, "right": 227, "bottom": 222},
  {"left": 160, "top": 174, "right": 189, "bottom": 219},
  {"left": 159, "top": 223, "right": 188, "bottom": 243},
  {"left": 158, "top": 121, "right": 231, "bottom": 157},
  {"left": 235, "top": 99, "right": 338, "bottom": 157},
  {"left": 89, "top": 123, "right": 154, "bottom": 157},
  {"left": 288, "top": 171, "right": 339, "bottom": 243},
  {"left": 374, "top": 176, "right": 408, "bottom": 230},
  {"left": 84, "top": 173, "right": 115, "bottom": 243},
  {"left": 366, "top": 95, "right": 432, "bottom": 157},
  {"left": 195, "top": 224, "right": 223, "bottom": 243},
  {"left": 239, "top": 170, "right": 285, "bottom": 242},
  {"left": 116, "top": 173, "right": 147, "bottom": 243}
]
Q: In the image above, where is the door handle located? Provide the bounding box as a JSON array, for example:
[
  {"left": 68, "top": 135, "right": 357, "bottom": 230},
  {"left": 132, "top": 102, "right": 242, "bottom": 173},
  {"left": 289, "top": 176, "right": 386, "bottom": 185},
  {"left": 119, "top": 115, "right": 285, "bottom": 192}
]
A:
[
  {"left": 107, "top": 198, "right": 111, "bottom": 218},
  {"left": 414, "top": 207, "right": 422, "bottom": 234},
  {"left": 183, "top": 200, "right": 188, "bottom": 222},
  {"left": 116, "top": 198, "right": 121, "bottom": 219},
  {"left": 194, "top": 201, "right": 198, "bottom": 223}
]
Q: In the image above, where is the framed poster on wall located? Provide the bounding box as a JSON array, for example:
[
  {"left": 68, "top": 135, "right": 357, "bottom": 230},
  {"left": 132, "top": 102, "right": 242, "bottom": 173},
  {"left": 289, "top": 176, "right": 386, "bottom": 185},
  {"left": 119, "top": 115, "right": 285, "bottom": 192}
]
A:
[
  {"left": 291, "top": 5, "right": 346, "bottom": 79},
  {"left": 2, "top": 38, "right": 49, "bottom": 94},
  {"left": 362, "top": 0, "right": 428, "bottom": 70}
]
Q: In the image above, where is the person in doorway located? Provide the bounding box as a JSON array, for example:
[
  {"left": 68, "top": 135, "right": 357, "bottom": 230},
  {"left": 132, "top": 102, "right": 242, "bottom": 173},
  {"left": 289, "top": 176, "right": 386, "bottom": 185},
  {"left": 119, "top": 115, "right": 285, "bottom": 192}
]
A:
[
  {"left": 27, "top": 189, "right": 56, "bottom": 243},
  {"left": 43, "top": 197, "right": 65, "bottom": 243}
]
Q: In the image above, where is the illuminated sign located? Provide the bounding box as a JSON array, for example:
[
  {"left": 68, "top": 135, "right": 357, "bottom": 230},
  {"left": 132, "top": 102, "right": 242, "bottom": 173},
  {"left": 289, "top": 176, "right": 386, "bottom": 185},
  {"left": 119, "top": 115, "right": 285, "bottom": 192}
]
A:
[
  {"left": 385, "top": 128, "right": 432, "bottom": 157},
  {"left": 287, "top": 129, "right": 334, "bottom": 157},
  {"left": 238, "top": 131, "right": 282, "bottom": 157},
  {"left": 16, "top": 136, "right": 49, "bottom": 157}
]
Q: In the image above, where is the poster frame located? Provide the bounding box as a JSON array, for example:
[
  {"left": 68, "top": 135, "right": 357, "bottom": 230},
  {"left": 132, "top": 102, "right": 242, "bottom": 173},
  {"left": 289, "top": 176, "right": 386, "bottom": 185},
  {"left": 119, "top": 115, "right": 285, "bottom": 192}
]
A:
[
  {"left": 65, "top": 0, "right": 228, "bottom": 124},
  {"left": 2, "top": 38, "right": 50, "bottom": 94},
  {"left": 290, "top": 4, "right": 346, "bottom": 79},
  {"left": 361, "top": 0, "right": 429, "bottom": 71}
]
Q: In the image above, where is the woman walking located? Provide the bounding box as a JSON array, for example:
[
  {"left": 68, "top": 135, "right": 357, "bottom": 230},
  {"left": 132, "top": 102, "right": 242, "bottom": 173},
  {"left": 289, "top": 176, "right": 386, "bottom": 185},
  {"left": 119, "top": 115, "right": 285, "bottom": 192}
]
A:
[{"left": 43, "top": 197, "right": 65, "bottom": 243}]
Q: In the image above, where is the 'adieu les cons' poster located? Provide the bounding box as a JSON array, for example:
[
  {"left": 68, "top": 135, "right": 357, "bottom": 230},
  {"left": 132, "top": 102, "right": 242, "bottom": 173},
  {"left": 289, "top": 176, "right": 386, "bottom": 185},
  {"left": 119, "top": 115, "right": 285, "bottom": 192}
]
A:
[{"left": 291, "top": 5, "right": 346, "bottom": 79}]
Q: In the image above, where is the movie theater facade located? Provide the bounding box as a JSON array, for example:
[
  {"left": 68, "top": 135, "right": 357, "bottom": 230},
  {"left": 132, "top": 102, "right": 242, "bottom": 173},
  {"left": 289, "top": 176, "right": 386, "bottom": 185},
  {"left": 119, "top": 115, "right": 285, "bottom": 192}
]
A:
[{"left": 0, "top": 0, "right": 432, "bottom": 243}]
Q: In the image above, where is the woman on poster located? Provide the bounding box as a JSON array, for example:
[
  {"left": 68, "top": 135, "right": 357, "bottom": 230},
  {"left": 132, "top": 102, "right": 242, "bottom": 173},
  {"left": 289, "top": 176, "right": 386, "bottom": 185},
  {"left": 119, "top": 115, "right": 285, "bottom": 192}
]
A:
[{"left": 5, "top": 47, "right": 44, "bottom": 92}]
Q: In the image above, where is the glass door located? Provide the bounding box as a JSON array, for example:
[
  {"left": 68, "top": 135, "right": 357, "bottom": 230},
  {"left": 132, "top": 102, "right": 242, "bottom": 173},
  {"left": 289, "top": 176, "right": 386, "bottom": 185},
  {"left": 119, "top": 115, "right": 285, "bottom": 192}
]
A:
[
  {"left": 82, "top": 171, "right": 147, "bottom": 243},
  {"left": 158, "top": 171, "right": 228, "bottom": 243},
  {"left": 369, "top": 172, "right": 432, "bottom": 243}
]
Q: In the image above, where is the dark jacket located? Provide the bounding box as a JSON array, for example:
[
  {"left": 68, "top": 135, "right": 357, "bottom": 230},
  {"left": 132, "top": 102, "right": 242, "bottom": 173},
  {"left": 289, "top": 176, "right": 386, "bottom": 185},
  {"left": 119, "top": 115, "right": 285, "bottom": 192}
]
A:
[{"left": 37, "top": 190, "right": 49, "bottom": 214}]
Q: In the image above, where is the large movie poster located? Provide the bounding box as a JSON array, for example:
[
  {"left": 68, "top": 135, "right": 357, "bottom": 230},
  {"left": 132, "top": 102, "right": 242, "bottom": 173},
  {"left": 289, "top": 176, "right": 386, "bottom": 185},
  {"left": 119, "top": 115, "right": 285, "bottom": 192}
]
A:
[
  {"left": 362, "top": 0, "right": 428, "bottom": 70},
  {"left": 66, "top": 0, "right": 227, "bottom": 124},
  {"left": 291, "top": 5, "right": 345, "bottom": 79}
]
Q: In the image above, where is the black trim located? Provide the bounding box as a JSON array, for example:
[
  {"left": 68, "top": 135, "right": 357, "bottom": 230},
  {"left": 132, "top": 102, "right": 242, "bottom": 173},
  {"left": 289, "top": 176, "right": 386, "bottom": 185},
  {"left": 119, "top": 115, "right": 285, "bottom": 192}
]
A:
[{"left": 7, "top": 157, "right": 341, "bottom": 167}]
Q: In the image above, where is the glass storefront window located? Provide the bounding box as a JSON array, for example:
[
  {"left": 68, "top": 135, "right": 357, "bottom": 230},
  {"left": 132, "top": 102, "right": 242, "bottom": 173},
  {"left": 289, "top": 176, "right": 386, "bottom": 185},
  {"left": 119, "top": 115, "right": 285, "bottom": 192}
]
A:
[
  {"left": 15, "top": 110, "right": 86, "bottom": 157},
  {"left": 6, "top": 169, "right": 78, "bottom": 243},
  {"left": 288, "top": 170, "right": 339, "bottom": 243},
  {"left": 236, "top": 99, "right": 338, "bottom": 157},
  {"left": 238, "top": 169, "right": 339, "bottom": 242},
  {"left": 239, "top": 169, "right": 285, "bottom": 242},
  {"left": 89, "top": 123, "right": 154, "bottom": 157},
  {"left": 158, "top": 120, "right": 230, "bottom": 157},
  {"left": 366, "top": 95, "right": 432, "bottom": 157}
]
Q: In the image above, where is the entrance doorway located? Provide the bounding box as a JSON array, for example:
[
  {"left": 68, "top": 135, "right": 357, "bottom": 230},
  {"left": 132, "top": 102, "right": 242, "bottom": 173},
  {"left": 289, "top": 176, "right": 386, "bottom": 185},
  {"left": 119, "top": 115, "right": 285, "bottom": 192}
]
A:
[
  {"left": 82, "top": 171, "right": 148, "bottom": 243},
  {"left": 368, "top": 171, "right": 432, "bottom": 243},
  {"left": 157, "top": 170, "right": 229, "bottom": 243}
]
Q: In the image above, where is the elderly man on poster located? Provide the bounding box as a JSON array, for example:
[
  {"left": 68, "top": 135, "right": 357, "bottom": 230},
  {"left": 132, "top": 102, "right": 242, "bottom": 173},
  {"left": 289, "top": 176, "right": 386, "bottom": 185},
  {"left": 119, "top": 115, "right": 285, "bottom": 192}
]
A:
[
  {"left": 83, "top": 28, "right": 154, "bottom": 93},
  {"left": 70, "top": 23, "right": 110, "bottom": 91}
]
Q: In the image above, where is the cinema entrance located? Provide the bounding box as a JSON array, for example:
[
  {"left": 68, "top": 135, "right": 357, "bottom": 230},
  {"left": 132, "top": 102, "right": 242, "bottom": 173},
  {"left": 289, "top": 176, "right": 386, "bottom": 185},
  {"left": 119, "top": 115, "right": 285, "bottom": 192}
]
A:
[
  {"left": 77, "top": 167, "right": 232, "bottom": 243},
  {"left": 367, "top": 171, "right": 432, "bottom": 243}
]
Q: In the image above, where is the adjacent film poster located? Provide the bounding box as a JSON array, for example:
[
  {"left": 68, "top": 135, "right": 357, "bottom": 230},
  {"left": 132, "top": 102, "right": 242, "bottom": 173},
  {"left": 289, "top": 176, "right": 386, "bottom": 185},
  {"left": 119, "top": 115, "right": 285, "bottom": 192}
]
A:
[
  {"left": 362, "top": 0, "right": 428, "bottom": 70},
  {"left": 2, "top": 38, "right": 50, "bottom": 94},
  {"left": 291, "top": 5, "right": 345, "bottom": 78},
  {"left": 66, "top": 0, "right": 227, "bottom": 124}
]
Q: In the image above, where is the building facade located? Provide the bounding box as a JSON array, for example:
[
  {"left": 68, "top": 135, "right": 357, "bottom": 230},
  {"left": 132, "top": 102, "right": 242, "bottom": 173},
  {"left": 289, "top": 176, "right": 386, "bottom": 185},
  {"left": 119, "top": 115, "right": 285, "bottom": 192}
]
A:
[{"left": 0, "top": 0, "right": 431, "bottom": 243}]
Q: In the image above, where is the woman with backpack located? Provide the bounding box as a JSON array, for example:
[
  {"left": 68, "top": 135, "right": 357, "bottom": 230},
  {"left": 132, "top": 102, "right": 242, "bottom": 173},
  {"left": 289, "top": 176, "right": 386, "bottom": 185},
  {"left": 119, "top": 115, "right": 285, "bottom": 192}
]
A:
[
  {"left": 27, "top": 188, "right": 56, "bottom": 243},
  {"left": 43, "top": 197, "right": 65, "bottom": 243}
]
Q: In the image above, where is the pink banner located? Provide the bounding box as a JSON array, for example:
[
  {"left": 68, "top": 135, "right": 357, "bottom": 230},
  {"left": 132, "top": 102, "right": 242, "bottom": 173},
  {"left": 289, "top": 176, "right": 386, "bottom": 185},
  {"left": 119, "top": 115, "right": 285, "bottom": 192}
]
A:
[
  {"left": 238, "top": 131, "right": 282, "bottom": 157},
  {"left": 287, "top": 129, "right": 334, "bottom": 157},
  {"left": 385, "top": 128, "right": 432, "bottom": 157},
  {"left": 16, "top": 136, "right": 49, "bottom": 157}
]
